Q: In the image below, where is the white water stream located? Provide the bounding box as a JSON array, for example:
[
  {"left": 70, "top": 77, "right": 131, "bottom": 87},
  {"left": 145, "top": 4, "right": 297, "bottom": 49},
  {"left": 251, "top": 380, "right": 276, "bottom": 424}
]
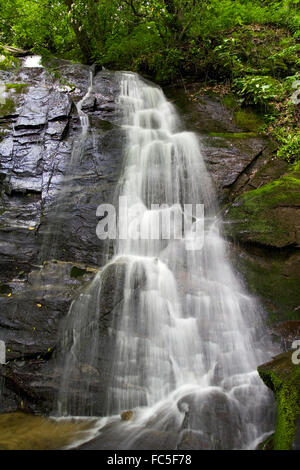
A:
[{"left": 57, "top": 72, "right": 275, "bottom": 449}]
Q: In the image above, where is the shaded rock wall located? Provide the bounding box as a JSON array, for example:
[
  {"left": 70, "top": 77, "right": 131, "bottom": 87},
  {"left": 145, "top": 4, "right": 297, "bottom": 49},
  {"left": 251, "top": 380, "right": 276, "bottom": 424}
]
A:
[{"left": 0, "top": 61, "right": 124, "bottom": 413}]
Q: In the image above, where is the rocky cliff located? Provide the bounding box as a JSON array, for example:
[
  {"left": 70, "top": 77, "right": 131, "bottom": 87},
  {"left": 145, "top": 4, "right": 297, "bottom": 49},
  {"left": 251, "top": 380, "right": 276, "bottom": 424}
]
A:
[{"left": 0, "top": 60, "right": 124, "bottom": 413}]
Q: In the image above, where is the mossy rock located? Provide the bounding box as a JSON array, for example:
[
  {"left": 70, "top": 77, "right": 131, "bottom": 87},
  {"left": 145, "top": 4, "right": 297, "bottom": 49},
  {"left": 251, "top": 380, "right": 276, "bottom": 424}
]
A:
[
  {"left": 224, "top": 164, "right": 300, "bottom": 248},
  {"left": 257, "top": 433, "right": 274, "bottom": 450},
  {"left": 0, "top": 97, "right": 16, "bottom": 118},
  {"left": 0, "top": 284, "right": 12, "bottom": 296},
  {"left": 208, "top": 131, "right": 259, "bottom": 139},
  {"left": 120, "top": 410, "right": 133, "bottom": 421},
  {"left": 5, "top": 83, "right": 29, "bottom": 94},
  {"left": 258, "top": 351, "right": 300, "bottom": 450},
  {"left": 232, "top": 246, "right": 300, "bottom": 323},
  {"left": 221, "top": 93, "right": 264, "bottom": 132},
  {"left": 70, "top": 266, "right": 87, "bottom": 278}
]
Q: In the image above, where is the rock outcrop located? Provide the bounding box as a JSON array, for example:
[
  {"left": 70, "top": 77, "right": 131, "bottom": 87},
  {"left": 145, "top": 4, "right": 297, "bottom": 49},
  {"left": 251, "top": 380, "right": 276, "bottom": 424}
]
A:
[
  {"left": 258, "top": 351, "right": 300, "bottom": 450},
  {"left": 0, "top": 60, "right": 123, "bottom": 413}
]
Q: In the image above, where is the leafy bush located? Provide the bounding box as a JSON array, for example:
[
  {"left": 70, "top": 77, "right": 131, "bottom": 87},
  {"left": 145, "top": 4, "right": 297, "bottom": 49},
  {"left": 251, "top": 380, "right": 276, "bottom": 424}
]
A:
[
  {"left": 0, "top": 47, "right": 19, "bottom": 69},
  {"left": 275, "top": 130, "right": 300, "bottom": 163},
  {"left": 136, "top": 48, "right": 185, "bottom": 82},
  {"left": 103, "top": 23, "right": 162, "bottom": 71},
  {"left": 233, "top": 75, "right": 284, "bottom": 105}
]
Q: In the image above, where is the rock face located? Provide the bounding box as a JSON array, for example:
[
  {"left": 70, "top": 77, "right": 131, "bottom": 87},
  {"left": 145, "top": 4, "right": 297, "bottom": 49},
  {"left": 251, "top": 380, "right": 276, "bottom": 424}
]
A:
[
  {"left": 0, "top": 60, "right": 124, "bottom": 413},
  {"left": 258, "top": 351, "right": 300, "bottom": 450},
  {"left": 223, "top": 164, "right": 300, "bottom": 248},
  {"left": 222, "top": 161, "right": 300, "bottom": 323}
]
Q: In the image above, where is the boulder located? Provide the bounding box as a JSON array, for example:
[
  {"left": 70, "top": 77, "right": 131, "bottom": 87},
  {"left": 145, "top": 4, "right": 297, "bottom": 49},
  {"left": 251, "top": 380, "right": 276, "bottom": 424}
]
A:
[{"left": 258, "top": 351, "right": 300, "bottom": 450}]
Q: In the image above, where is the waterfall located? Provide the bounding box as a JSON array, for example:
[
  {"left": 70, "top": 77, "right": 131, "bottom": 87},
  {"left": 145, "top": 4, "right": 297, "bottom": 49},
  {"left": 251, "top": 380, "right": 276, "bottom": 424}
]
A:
[{"left": 56, "top": 72, "right": 275, "bottom": 449}]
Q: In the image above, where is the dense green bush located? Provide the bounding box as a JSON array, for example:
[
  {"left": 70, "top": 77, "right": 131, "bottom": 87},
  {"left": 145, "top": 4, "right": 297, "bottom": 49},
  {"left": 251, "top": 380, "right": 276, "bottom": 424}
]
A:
[
  {"left": 233, "top": 75, "right": 284, "bottom": 105},
  {"left": 275, "top": 129, "right": 300, "bottom": 163}
]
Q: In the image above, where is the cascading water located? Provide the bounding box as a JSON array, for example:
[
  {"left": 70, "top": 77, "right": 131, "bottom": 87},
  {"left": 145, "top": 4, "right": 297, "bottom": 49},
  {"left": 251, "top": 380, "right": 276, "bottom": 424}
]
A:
[{"left": 56, "top": 72, "right": 275, "bottom": 449}]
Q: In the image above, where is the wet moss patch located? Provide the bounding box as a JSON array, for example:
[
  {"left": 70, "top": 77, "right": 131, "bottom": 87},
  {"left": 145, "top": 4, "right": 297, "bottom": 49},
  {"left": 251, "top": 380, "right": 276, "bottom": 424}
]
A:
[
  {"left": 235, "top": 250, "right": 300, "bottom": 323},
  {"left": 5, "top": 83, "right": 29, "bottom": 94},
  {"left": 70, "top": 266, "right": 87, "bottom": 278},
  {"left": 0, "top": 412, "right": 96, "bottom": 450},
  {"left": 0, "top": 98, "right": 16, "bottom": 117},
  {"left": 224, "top": 164, "right": 300, "bottom": 247},
  {"left": 0, "top": 284, "right": 12, "bottom": 296},
  {"left": 258, "top": 352, "right": 300, "bottom": 450},
  {"left": 208, "top": 131, "right": 259, "bottom": 139}
]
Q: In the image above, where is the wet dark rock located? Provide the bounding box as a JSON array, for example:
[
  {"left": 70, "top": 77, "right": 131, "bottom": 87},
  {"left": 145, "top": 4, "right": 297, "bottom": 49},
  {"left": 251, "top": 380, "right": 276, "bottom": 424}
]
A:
[
  {"left": 0, "top": 61, "right": 123, "bottom": 274},
  {"left": 177, "top": 389, "right": 243, "bottom": 449},
  {"left": 0, "top": 260, "right": 97, "bottom": 413},
  {"left": 177, "top": 429, "right": 212, "bottom": 450},
  {"left": 271, "top": 321, "right": 300, "bottom": 351},
  {"left": 0, "top": 59, "right": 123, "bottom": 412},
  {"left": 229, "top": 243, "right": 300, "bottom": 324},
  {"left": 77, "top": 421, "right": 179, "bottom": 450}
]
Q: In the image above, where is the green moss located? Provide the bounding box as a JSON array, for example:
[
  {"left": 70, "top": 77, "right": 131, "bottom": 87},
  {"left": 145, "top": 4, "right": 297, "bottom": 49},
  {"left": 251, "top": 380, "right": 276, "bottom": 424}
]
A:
[
  {"left": 5, "top": 83, "right": 29, "bottom": 94},
  {"left": 0, "top": 98, "right": 16, "bottom": 117},
  {"left": 234, "top": 109, "right": 264, "bottom": 132},
  {"left": 70, "top": 266, "right": 87, "bottom": 278},
  {"left": 224, "top": 167, "right": 300, "bottom": 247},
  {"left": 208, "top": 131, "right": 259, "bottom": 138},
  {"left": 258, "top": 352, "right": 300, "bottom": 450},
  {"left": 221, "top": 92, "right": 265, "bottom": 132},
  {"left": 222, "top": 93, "right": 237, "bottom": 110},
  {"left": 236, "top": 252, "right": 300, "bottom": 323},
  {"left": 257, "top": 433, "right": 274, "bottom": 450},
  {"left": 0, "top": 284, "right": 12, "bottom": 296}
]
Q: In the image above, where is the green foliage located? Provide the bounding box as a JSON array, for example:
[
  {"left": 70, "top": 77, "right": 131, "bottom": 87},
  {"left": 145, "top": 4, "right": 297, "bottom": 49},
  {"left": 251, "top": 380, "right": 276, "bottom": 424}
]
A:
[
  {"left": 233, "top": 75, "right": 284, "bottom": 105},
  {"left": 0, "top": 0, "right": 80, "bottom": 59},
  {"left": 0, "top": 0, "right": 299, "bottom": 155},
  {"left": 1, "top": 0, "right": 299, "bottom": 79},
  {"left": 0, "top": 47, "right": 19, "bottom": 69},
  {"left": 268, "top": 43, "right": 300, "bottom": 75},
  {"left": 136, "top": 48, "right": 185, "bottom": 82},
  {"left": 275, "top": 129, "right": 300, "bottom": 163},
  {"left": 103, "top": 23, "right": 162, "bottom": 70},
  {"left": 258, "top": 352, "right": 300, "bottom": 450}
]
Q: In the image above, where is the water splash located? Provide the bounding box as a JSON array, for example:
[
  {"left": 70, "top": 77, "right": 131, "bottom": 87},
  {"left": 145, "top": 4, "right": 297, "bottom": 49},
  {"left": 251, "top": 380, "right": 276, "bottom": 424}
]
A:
[
  {"left": 57, "top": 72, "right": 275, "bottom": 449},
  {"left": 23, "top": 55, "right": 43, "bottom": 68}
]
